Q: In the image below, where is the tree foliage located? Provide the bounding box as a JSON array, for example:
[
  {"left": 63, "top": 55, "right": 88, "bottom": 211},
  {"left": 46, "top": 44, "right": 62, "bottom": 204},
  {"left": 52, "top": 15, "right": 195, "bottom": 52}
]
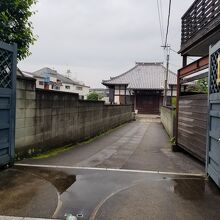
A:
[
  {"left": 0, "top": 0, "right": 37, "bottom": 60},
  {"left": 87, "top": 92, "right": 102, "bottom": 101},
  {"left": 186, "top": 77, "right": 208, "bottom": 94},
  {"left": 171, "top": 97, "right": 176, "bottom": 107},
  {"left": 195, "top": 78, "right": 208, "bottom": 93}
]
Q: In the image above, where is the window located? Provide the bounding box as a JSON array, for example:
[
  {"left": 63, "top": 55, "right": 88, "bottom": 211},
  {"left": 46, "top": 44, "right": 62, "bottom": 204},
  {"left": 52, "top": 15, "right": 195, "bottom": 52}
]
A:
[
  {"left": 65, "top": 85, "right": 70, "bottom": 89},
  {"left": 39, "top": 81, "right": 44, "bottom": 85},
  {"left": 53, "top": 85, "right": 60, "bottom": 90},
  {"left": 115, "top": 85, "right": 120, "bottom": 95},
  {"left": 115, "top": 85, "right": 126, "bottom": 95},
  {"left": 76, "top": 86, "right": 83, "bottom": 91}
]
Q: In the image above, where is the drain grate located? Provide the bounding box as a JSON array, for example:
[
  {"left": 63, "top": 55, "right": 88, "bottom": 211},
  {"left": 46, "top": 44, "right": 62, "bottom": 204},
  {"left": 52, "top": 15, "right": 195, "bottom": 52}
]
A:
[{"left": 76, "top": 213, "right": 83, "bottom": 218}]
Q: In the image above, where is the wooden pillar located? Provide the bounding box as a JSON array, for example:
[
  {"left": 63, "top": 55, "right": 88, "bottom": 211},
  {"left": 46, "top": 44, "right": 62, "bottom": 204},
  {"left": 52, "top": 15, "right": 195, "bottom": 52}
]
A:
[
  {"left": 182, "top": 55, "right": 187, "bottom": 67},
  {"left": 176, "top": 70, "right": 181, "bottom": 144},
  {"left": 125, "top": 86, "right": 127, "bottom": 105},
  {"left": 170, "top": 85, "right": 173, "bottom": 106},
  {"left": 171, "top": 85, "right": 173, "bottom": 98},
  {"left": 134, "top": 91, "right": 137, "bottom": 111},
  {"left": 109, "top": 87, "right": 114, "bottom": 104}
]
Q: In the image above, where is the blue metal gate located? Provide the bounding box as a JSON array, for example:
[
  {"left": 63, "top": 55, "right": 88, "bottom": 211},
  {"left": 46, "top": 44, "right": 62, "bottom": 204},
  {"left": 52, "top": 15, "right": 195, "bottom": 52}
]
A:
[
  {"left": 0, "top": 41, "right": 17, "bottom": 166},
  {"left": 207, "top": 41, "right": 220, "bottom": 187}
]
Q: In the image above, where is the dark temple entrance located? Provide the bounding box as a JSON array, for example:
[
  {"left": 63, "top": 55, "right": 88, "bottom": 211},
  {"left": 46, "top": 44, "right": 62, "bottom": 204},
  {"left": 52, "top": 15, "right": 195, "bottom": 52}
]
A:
[{"left": 135, "top": 90, "right": 162, "bottom": 114}]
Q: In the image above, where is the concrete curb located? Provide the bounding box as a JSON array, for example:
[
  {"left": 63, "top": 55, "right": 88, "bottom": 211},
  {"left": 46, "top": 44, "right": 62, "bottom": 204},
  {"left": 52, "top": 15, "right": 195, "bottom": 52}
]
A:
[{"left": 0, "top": 216, "right": 61, "bottom": 220}]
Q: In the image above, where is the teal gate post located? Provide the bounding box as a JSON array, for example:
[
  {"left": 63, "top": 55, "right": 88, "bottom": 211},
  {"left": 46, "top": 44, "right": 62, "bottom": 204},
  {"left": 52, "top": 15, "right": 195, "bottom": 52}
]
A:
[
  {"left": 207, "top": 41, "right": 220, "bottom": 187},
  {"left": 0, "top": 41, "right": 17, "bottom": 166}
]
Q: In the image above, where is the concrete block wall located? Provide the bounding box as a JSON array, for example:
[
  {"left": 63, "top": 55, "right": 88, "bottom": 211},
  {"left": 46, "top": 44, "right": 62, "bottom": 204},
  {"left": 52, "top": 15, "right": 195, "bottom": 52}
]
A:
[
  {"left": 16, "top": 77, "right": 37, "bottom": 155},
  {"left": 16, "top": 77, "right": 133, "bottom": 157},
  {"left": 160, "top": 106, "right": 176, "bottom": 138}
]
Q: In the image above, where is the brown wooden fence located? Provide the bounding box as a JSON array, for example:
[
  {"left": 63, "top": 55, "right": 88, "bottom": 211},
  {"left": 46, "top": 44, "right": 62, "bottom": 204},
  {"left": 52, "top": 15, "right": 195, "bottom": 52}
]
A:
[{"left": 178, "top": 94, "right": 208, "bottom": 162}]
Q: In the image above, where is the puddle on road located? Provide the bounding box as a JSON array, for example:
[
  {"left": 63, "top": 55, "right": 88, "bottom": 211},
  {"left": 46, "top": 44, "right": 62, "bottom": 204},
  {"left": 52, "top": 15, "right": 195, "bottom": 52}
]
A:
[
  {"left": 0, "top": 166, "right": 76, "bottom": 217},
  {"left": 0, "top": 168, "right": 59, "bottom": 218},
  {"left": 172, "top": 178, "right": 205, "bottom": 201},
  {"left": 171, "top": 178, "right": 220, "bottom": 201},
  {"left": 93, "top": 176, "right": 220, "bottom": 220},
  {"left": 16, "top": 166, "right": 76, "bottom": 193},
  {"left": 0, "top": 169, "right": 38, "bottom": 209}
]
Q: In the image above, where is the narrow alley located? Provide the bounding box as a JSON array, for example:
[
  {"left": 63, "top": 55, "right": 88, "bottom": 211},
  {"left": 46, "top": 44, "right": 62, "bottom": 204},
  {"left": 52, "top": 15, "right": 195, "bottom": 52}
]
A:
[
  {"left": 19, "top": 115, "right": 204, "bottom": 174},
  {"left": 1, "top": 116, "right": 218, "bottom": 220}
]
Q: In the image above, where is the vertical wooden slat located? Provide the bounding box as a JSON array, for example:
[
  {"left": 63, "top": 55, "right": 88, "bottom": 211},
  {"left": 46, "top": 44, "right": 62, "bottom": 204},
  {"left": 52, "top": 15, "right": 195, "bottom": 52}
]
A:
[{"left": 177, "top": 94, "right": 208, "bottom": 162}]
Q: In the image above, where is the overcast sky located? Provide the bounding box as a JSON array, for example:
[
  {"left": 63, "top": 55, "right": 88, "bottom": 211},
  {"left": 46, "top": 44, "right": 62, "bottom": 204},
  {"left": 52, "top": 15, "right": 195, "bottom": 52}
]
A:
[{"left": 18, "top": 0, "right": 194, "bottom": 88}]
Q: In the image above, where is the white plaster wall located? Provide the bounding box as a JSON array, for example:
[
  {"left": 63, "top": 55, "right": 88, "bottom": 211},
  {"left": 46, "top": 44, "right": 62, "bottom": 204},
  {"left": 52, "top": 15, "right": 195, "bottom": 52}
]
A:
[
  {"left": 114, "top": 96, "right": 120, "bottom": 104},
  {"left": 167, "top": 90, "right": 177, "bottom": 96},
  {"left": 60, "top": 83, "right": 74, "bottom": 93},
  {"left": 35, "top": 78, "right": 44, "bottom": 89},
  {"left": 77, "top": 86, "right": 90, "bottom": 98},
  {"left": 33, "top": 76, "right": 89, "bottom": 97}
]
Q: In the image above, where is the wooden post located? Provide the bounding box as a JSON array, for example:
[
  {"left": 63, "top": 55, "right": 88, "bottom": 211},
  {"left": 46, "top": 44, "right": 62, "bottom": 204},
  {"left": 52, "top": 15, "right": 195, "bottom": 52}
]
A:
[
  {"left": 125, "top": 86, "right": 127, "bottom": 105},
  {"left": 175, "top": 70, "right": 181, "bottom": 149},
  {"left": 171, "top": 85, "right": 173, "bottom": 98},
  {"left": 182, "top": 55, "right": 187, "bottom": 67},
  {"left": 134, "top": 91, "right": 137, "bottom": 111},
  {"left": 170, "top": 85, "right": 173, "bottom": 106}
]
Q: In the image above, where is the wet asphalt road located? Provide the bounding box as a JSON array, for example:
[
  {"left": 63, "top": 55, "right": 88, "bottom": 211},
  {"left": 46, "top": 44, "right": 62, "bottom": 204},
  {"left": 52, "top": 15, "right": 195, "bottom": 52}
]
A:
[
  {"left": 2, "top": 116, "right": 219, "bottom": 220},
  {"left": 11, "top": 166, "right": 220, "bottom": 220},
  {"left": 20, "top": 117, "right": 204, "bottom": 174},
  {"left": 0, "top": 167, "right": 58, "bottom": 218}
]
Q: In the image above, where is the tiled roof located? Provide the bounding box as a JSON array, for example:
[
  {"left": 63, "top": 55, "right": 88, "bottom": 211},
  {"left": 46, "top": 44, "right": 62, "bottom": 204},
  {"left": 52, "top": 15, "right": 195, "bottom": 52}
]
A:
[
  {"left": 16, "top": 69, "right": 35, "bottom": 80},
  {"left": 32, "top": 67, "right": 75, "bottom": 84},
  {"left": 102, "top": 62, "right": 177, "bottom": 90},
  {"left": 31, "top": 67, "right": 87, "bottom": 86}
]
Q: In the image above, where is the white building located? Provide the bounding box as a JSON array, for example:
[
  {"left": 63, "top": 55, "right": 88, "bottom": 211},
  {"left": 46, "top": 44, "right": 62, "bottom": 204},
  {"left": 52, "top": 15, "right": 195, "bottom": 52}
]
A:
[{"left": 27, "top": 67, "right": 90, "bottom": 99}]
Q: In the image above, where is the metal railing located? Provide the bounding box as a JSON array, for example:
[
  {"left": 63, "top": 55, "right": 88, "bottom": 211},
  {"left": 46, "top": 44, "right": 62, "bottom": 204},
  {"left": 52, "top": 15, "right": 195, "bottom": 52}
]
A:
[{"left": 181, "top": 0, "right": 220, "bottom": 45}]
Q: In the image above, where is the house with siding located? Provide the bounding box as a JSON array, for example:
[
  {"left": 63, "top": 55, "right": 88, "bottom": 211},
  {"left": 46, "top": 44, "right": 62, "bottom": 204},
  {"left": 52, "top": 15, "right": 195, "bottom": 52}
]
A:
[
  {"left": 27, "top": 67, "right": 90, "bottom": 99},
  {"left": 102, "top": 62, "right": 177, "bottom": 114}
]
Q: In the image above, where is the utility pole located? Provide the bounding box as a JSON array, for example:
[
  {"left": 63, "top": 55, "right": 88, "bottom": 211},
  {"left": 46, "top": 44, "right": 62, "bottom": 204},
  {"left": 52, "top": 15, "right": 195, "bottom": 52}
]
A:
[
  {"left": 66, "top": 69, "right": 71, "bottom": 78},
  {"left": 161, "top": 45, "right": 170, "bottom": 106}
]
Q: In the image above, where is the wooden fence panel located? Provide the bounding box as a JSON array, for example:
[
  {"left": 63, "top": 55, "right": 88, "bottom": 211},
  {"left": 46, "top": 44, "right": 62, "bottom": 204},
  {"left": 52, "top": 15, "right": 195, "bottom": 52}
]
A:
[{"left": 178, "top": 94, "right": 208, "bottom": 162}]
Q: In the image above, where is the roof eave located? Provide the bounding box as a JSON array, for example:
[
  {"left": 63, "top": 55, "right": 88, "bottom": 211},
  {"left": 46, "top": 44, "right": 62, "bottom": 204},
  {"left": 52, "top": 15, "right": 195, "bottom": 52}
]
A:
[
  {"left": 102, "top": 82, "right": 129, "bottom": 85},
  {"left": 129, "top": 88, "right": 164, "bottom": 90}
]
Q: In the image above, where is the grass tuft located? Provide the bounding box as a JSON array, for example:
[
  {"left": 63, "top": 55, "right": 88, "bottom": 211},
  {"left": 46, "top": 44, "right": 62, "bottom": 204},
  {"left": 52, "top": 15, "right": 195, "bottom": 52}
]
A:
[
  {"left": 32, "top": 145, "right": 75, "bottom": 159},
  {"left": 32, "top": 123, "right": 127, "bottom": 160}
]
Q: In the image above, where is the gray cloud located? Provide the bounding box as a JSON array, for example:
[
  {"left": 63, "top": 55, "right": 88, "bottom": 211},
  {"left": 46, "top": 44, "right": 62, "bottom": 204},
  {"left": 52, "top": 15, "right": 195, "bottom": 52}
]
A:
[{"left": 19, "top": 0, "right": 194, "bottom": 87}]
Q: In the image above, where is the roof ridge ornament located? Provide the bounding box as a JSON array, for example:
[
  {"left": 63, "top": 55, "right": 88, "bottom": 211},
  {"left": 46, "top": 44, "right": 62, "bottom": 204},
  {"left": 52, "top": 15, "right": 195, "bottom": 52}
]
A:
[{"left": 135, "top": 62, "right": 163, "bottom": 65}]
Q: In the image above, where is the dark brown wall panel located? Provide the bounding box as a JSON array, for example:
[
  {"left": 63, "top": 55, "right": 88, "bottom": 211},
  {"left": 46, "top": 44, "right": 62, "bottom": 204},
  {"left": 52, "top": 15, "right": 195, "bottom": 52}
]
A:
[{"left": 178, "top": 94, "right": 208, "bottom": 162}]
